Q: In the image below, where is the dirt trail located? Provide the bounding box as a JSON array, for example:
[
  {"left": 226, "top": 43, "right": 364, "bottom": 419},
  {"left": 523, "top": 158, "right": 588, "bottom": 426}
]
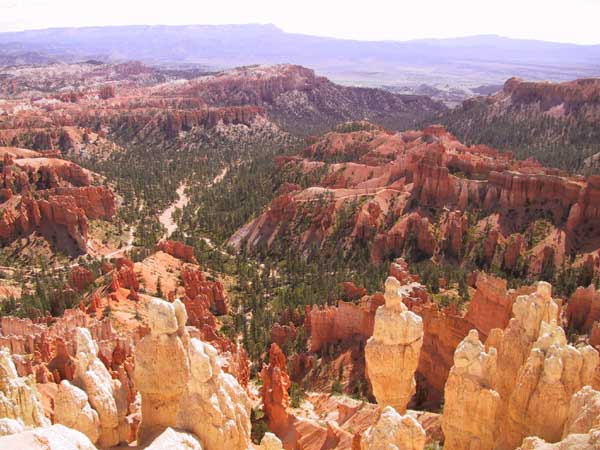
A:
[
  {"left": 158, "top": 166, "right": 228, "bottom": 241},
  {"left": 158, "top": 183, "right": 190, "bottom": 239}
]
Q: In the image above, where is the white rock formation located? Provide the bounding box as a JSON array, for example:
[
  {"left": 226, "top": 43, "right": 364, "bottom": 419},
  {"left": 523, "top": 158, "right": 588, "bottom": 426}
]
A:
[
  {"left": 518, "top": 431, "right": 600, "bottom": 450},
  {"left": 0, "top": 348, "right": 49, "bottom": 429},
  {"left": 0, "top": 417, "right": 24, "bottom": 436},
  {"left": 365, "top": 277, "right": 423, "bottom": 413},
  {"left": 135, "top": 298, "right": 251, "bottom": 450},
  {"left": 563, "top": 386, "right": 600, "bottom": 437},
  {"left": 0, "top": 423, "right": 97, "bottom": 450},
  {"left": 360, "top": 405, "right": 425, "bottom": 450},
  {"left": 442, "top": 329, "right": 501, "bottom": 450},
  {"left": 516, "top": 385, "right": 600, "bottom": 449},
  {"left": 501, "top": 322, "right": 599, "bottom": 449},
  {"left": 72, "top": 327, "right": 127, "bottom": 447},
  {"left": 260, "top": 432, "right": 284, "bottom": 450},
  {"left": 145, "top": 427, "right": 203, "bottom": 450},
  {"left": 54, "top": 380, "right": 100, "bottom": 444}
]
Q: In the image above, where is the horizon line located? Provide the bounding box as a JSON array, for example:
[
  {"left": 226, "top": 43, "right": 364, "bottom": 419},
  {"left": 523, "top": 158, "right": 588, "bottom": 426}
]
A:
[{"left": 0, "top": 23, "right": 598, "bottom": 47}]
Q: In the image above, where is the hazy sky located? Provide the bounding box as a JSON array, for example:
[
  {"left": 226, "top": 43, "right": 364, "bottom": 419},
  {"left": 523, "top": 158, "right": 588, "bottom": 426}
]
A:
[{"left": 1, "top": 0, "right": 599, "bottom": 44}]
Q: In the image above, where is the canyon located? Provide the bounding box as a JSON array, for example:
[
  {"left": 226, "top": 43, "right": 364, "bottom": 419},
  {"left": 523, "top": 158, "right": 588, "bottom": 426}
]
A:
[
  {"left": 0, "top": 51, "right": 600, "bottom": 450},
  {"left": 229, "top": 122, "right": 600, "bottom": 281},
  {"left": 441, "top": 77, "right": 600, "bottom": 172}
]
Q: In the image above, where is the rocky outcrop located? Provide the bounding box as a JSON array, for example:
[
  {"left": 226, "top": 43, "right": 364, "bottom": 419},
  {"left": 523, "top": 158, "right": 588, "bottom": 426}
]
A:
[
  {"left": 439, "top": 282, "right": 599, "bottom": 450},
  {"left": 0, "top": 151, "right": 116, "bottom": 254},
  {"left": 134, "top": 298, "right": 251, "bottom": 449},
  {"left": 68, "top": 266, "right": 94, "bottom": 293},
  {"left": 563, "top": 386, "right": 600, "bottom": 436},
  {"left": 499, "top": 322, "right": 598, "bottom": 449},
  {"left": 260, "top": 432, "right": 284, "bottom": 450},
  {"left": 442, "top": 330, "right": 501, "bottom": 450},
  {"left": 0, "top": 424, "right": 97, "bottom": 450},
  {"left": 54, "top": 380, "right": 101, "bottom": 444},
  {"left": 411, "top": 301, "right": 473, "bottom": 406},
  {"left": 156, "top": 240, "right": 197, "bottom": 264},
  {"left": 486, "top": 282, "right": 560, "bottom": 402},
  {"left": 374, "top": 213, "right": 436, "bottom": 263},
  {"left": 168, "top": 64, "right": 445, "bottom": 134},
  {"left": 271, "top": 323, "right": 298, "bottom": 348},
  {"left": 443, "top": 77, "right": 600, "bottom": 172},
  {"left": 440, "top": 210, "right": 468, "bottom": 258},
  {"left": 145, "top": 427, "right": 203, "bottom": 450},
  {"left": 360, "top": 406, "right": 425, "bottom": 450},
  {"left": 465, "top": 273, "right": 529, "bottom": 339},
  {"left": 230, "top": 124, "right": 600, "bottom": 280},
  {"left": 260, "top": 343, "right": 292, "bottom": 444},
  {"left": 365, "top": 277, "right": 423, "bottom": 413},
  {"left": 109, "top": 257, "right": 140, "bottom": 300},
  {"left": 309, "top": 294, "right": 384, "bottom": 352},
  {"left": 518, "top": 385, "right": 600, "bottom": 450},
  {"left": 71, "top": 327, "right": 127, "bottom": 448},
  {"left": 518, "top": 431, "right": 600, "bottom": 450},
  {"left": 0, "top": 348, "right": 49, "bottom": 429},
  {"left": 182, "top": 266, "right": 229, "bottom": 316},
  {"left": 566, "top": 285, "right": 600, "bottom": 335}
]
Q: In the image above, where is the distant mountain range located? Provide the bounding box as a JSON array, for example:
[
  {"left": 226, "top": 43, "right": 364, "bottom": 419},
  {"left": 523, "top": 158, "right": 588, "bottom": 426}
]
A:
[{"left": 0, "top": 24, "right": 599, "bottom": 94}]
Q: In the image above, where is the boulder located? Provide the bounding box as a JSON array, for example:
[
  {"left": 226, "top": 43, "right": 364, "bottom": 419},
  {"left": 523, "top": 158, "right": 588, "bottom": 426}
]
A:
[
  {"left": 260, "top": 432, "right": 284, "bottom": 450},
  {"left": 0, "top": 424, "right": 96, "bottom": 450},
  {"left": 145, "top": 427, "right": 203, "bottom": 450},
  {"left": 360, "top": 406, "right": 425, "bottom": 450},
  {"left": 54, "top": 380, "right": 100, "bottom": 444}
]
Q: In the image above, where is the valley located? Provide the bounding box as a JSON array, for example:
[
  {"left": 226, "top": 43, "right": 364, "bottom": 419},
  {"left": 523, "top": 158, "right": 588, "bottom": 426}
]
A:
[{"left": 0, "top": 35, "right": 599, "bottom": 450}]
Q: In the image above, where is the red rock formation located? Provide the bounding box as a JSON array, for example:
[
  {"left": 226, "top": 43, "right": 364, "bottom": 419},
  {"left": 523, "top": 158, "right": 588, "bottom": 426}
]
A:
[
  {"left": 441, "top": 211, "right": 468, "bottom": 258},
  {"left": 69, "top": 266, "right": 94, "bottom": 292},
  {"left": 341, "top": 282, "right": 367, "bottom": 301},
  {"left": 181, "top": 266, "right": 229, "bottom": 315},
  {"left": 413, "top": 303, "right": 474, "bottom": 405},
  {"left": 308, "top": 295, "right": 384, "bottom": 352},
  {"left": 465, "top": 273, "right": 519, "bottom": 339},
  {"left": 271, "top": 323, "right": 298, "bottom": 349},
  {"left": 47, "top": 337, "right": 76, "bottom": 382},
  {"left": 229, "top": 125, "right": 600, "bottom": 279},
  {"left": 110, "top": 258, "right": 140, "bottom": 294},
  {"left": 0, "top": 149, "right": 116, "bottom": 253},
  {"left": 567, "top": 285, "right": 600, "bottom": 335},
  {"left": 503, "top": 234, "right": 525, "bottom": 271},
  {"left": 389, "top": 258, "right": 418, "bottom": 284},
  {"left": 260, "top": 343, "right": 294, "bottom": 447},
  {"left": 155, "top": 240, "right": 197, "bottom": 264}
]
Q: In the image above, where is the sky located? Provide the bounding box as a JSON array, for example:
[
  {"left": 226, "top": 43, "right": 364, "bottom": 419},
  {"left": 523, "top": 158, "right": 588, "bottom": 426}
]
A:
[{"left": 0, "top": 0, "right": 599, "bottom": 45}]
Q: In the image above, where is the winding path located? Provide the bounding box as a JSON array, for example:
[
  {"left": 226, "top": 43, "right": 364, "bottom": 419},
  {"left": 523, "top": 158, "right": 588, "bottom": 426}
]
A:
[
  {"left": 158, "top": 183, "right": 190, "bottom": 239},
  {"left": 158, "top": 166, "right": 229, "bottom": 241}
]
